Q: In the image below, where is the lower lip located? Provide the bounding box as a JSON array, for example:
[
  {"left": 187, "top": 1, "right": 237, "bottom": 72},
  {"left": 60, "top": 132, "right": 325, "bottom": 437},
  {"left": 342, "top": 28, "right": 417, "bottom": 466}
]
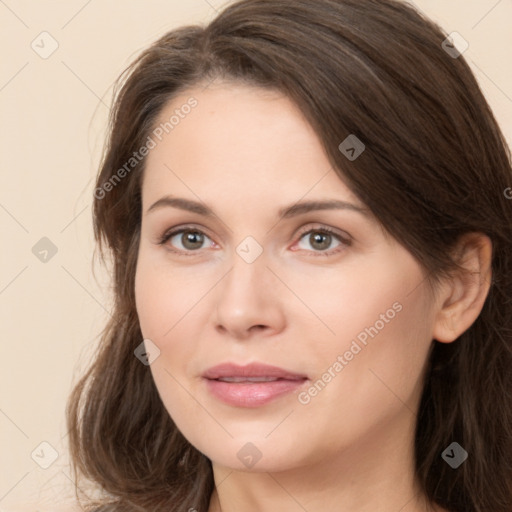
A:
[{"left": 204, "top": 378, "right": 308, "bottom": 407}]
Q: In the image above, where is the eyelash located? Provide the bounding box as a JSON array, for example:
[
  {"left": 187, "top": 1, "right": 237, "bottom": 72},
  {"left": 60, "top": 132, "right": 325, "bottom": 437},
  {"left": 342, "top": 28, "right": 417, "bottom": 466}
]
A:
[{"left": 157, "top": 224, "right": 351, "bottom": 257}]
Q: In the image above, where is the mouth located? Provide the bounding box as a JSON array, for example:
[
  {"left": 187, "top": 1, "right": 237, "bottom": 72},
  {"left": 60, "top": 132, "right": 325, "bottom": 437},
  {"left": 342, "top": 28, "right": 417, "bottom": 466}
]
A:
[
  {"left": 212, "top": 376, "right": 302, "bottom": 383},
  {"left": 202, "top": 362, "right": 308, "bottom": 380},
  {"left": 202, "top": 363, "right": 309, "bottom": 407}
]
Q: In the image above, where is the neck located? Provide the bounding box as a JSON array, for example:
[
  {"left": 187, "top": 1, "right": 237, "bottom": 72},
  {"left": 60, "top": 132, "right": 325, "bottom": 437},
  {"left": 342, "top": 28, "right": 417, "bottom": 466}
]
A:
[{"left": 207, "top": 409, "right": 441, "bottom": 512}]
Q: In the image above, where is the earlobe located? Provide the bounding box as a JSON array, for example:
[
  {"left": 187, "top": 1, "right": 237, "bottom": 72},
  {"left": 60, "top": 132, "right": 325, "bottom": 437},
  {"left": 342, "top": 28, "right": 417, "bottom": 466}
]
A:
[{"left": 432, "top": 233, "right": 492, "bottom": 344}]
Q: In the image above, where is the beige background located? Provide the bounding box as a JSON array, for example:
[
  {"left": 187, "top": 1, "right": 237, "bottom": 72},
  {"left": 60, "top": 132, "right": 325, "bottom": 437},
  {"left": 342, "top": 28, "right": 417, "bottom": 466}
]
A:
[{"left": 1, "top": 0, "right": 511, "bottom": 509}]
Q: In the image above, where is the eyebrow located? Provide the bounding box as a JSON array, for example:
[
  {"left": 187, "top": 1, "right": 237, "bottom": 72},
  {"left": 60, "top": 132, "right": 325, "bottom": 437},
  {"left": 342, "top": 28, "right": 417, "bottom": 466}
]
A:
[{"left": 146, "top": 196, "right": 370, "bottom": 219}]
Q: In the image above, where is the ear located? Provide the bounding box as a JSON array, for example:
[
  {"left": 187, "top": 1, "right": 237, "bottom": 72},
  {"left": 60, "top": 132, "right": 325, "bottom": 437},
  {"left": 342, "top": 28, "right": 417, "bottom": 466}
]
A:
[{"left": 432, "top": 232, "right": 492, "bottom": 344}]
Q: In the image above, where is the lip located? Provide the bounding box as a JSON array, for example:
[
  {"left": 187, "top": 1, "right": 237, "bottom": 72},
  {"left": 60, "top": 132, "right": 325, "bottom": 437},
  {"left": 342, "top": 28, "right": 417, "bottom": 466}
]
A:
[
  {"left": 202, "top": 363, "right": 309, "bottom": 408},
  {"left": 202, "top": 362, "right": 308, "bottom": 380}
]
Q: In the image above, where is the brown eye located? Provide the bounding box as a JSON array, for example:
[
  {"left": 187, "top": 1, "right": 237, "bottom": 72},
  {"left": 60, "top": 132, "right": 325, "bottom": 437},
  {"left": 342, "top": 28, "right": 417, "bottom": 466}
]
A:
[
  {"left": 296, "top": 227, "right": 351, "bottom": 256},
  {"left": 179, "top": 230, "right": 206, "bottom": 250},
  {"left": 307, "top": 232, "right": 333, "bottom": 251},
  {"left": 159, "top": 227, "right": 212, "bottom": 253}
]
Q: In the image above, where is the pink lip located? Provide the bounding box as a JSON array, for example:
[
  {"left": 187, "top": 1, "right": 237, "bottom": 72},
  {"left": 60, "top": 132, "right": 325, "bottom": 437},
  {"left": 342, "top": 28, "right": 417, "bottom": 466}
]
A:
[
  {"left": 202, "top": 363, "right": 309, "bottom": 408},
  {"left": 202, "top": 362, "right": 308, "bottom": 380}
]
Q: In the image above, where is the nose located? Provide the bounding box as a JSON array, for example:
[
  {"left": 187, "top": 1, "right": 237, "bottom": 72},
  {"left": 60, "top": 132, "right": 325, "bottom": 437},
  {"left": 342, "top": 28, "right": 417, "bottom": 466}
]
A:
[{"left": 214, "top": 252, "right": 286, "bottom": 340}]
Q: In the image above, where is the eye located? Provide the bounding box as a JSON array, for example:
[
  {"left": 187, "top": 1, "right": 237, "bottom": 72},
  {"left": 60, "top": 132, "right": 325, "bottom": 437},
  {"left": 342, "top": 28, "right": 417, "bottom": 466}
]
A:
[
  {"left": 157, "top": 224, "right": 351, "bottom": 257},
  {"left": 294, "top": 226, "right": 351, "bottom": 256},
  {"left": 158, "top": 226, "right": 214, "bottom": 255}
]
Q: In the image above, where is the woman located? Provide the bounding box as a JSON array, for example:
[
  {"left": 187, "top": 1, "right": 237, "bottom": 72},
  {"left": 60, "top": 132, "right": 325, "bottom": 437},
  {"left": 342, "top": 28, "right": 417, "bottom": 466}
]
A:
[{"left": 67, "top": 0, "right": 512, "bottom": 511}]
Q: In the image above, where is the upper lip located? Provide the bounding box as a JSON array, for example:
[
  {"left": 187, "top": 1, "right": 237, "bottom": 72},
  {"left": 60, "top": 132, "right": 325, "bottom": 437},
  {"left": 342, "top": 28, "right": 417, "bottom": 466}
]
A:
[{"left": 202, "top": 362, "right": 308, "bottom": 380}]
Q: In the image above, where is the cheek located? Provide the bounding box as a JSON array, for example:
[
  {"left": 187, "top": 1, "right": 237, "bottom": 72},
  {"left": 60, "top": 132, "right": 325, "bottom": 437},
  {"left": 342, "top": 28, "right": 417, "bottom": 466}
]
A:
[
  {"left": 284, "top": 255, "right": 412, "bottom": 360},
  {"left": 134, "top": 252, "right": 205, "bottom": 341},
  {"left": 135, "top": 263, "right": 166, "bottom": 341},
  {"left": 365, "top": 288, "right": 434, "bottom": 398},
  {"left": 134, "top": 255, "right": 208, "bottom": 399},
  {"left": 300, "top": 286, "right": 434, "bottom": 436},
  {"left": 134, "top": 260, "right": 202, "bottom": 427},
  {"left": 294, "top": 255, "right": 434, "bottom": 422}
]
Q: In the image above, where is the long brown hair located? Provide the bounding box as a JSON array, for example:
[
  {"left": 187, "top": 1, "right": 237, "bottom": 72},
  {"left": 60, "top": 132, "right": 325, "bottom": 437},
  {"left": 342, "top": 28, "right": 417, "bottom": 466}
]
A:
[{"left": 66, "top": 1, "right": 512, "bottom": 510}]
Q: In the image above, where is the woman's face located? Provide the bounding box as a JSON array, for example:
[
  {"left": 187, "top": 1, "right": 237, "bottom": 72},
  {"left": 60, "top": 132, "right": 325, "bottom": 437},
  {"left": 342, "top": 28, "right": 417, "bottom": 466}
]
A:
[{"left": 135, "top": 82, "right": 441, "bottom": 473}]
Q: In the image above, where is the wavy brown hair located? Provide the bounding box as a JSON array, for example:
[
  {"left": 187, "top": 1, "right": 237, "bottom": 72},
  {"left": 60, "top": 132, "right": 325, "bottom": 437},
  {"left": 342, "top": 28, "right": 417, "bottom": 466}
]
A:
[{"left": 66, "top": 0, "right": 512, "bottom": 510}]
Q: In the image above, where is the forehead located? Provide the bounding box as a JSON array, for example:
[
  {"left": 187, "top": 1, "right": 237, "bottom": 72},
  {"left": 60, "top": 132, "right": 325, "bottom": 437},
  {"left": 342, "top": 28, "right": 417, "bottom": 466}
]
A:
[{"left": 142, "top": 82, "right": 361, "bottom": 207}]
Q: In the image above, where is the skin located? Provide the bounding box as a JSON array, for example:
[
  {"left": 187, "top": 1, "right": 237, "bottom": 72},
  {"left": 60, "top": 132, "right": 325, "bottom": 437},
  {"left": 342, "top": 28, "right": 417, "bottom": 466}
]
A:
[{"left": 134, "top": 81, "right": 492, "bottom": 512}]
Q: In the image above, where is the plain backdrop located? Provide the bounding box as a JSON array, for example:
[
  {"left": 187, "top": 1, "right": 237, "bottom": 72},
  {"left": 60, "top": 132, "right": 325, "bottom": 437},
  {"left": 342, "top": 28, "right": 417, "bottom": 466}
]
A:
[{"left": 1, "top": 0, "right": 511, "bottom": 509}]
